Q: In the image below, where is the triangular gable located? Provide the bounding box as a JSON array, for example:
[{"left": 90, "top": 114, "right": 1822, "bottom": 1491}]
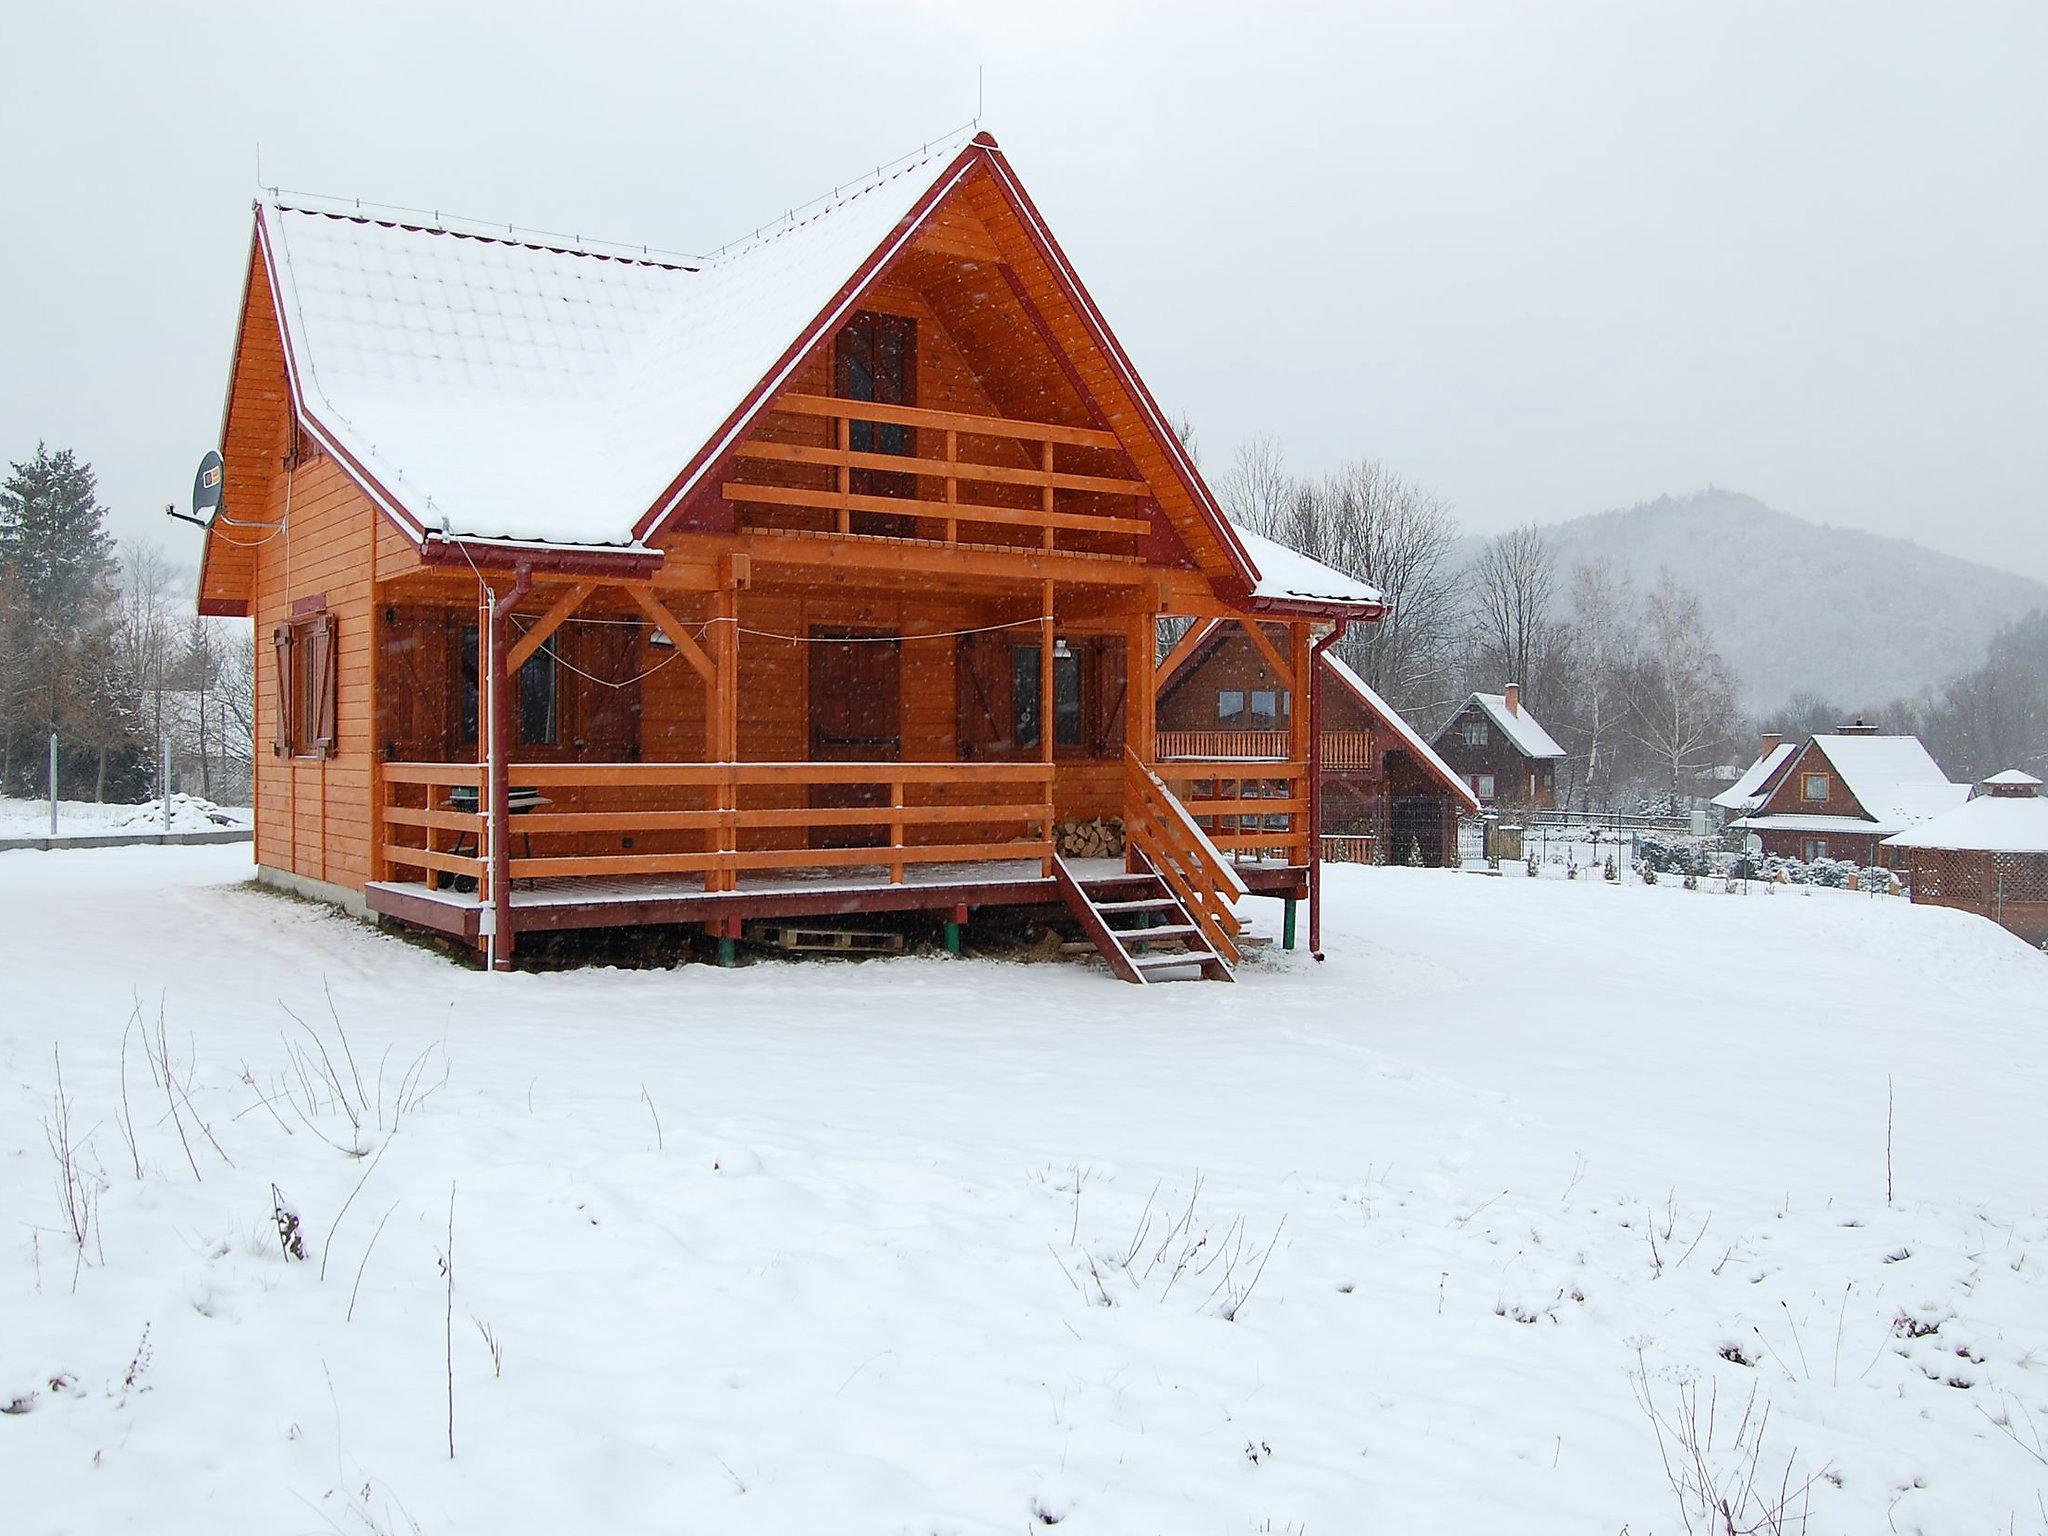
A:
[
  {"left": 635, "top": 134, "right": 1256, "bottom": 589},
  {"left": 198, "top": 231, "right": 292, "bottom": 617}
]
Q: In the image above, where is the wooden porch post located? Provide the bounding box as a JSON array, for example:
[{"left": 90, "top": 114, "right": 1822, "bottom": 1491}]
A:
[
  {"left": 1041, "top": 579, "right": 1056, "bottom": 875},
  {"left": 1128, "top": 604, "right": 1157, "bottom": 766},
  {"left": 486, "top": 567, "right": 532, "bottom": 971},
  {"left": 711, "top": 558, "right": 744, "bottom": 896},
  {"left": 1289, "top": 621, "right": 1312, "bottom": 866}
]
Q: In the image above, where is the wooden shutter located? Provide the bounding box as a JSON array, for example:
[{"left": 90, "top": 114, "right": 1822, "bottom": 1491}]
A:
[
  {"left": 1089, "top": 638, "right": 1127, "bottom": 757},
  {"left": 955, "top": 634, "right": 1012, "bottom": 758},
  {"left": 270, "top": 624, "right": 294, "bottom": 756},
  {"left": 309, "top": 615, "right": 338, "bottom": 757}
]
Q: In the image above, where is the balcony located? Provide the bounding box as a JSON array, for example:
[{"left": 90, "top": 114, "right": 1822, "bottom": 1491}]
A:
[{"left": 723, "top": 395, "right": 1151, "bottom": 556}]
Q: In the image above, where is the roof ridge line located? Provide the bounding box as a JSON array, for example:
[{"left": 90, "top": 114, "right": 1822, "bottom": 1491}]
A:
[
  {"left": 698, "top": 122, "right": 983, "bottom": 267},
  {"left": 264, "top": 196, "right": 702, "bottom": 270}
]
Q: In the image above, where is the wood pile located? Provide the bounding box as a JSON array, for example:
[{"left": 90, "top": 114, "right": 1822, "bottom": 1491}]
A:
[{"left": 1056, "top": 817, "right": 1125, "bottom": 859}]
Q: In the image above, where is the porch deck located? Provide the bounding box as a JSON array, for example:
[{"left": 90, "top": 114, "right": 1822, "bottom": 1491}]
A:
[{"left": 365, "top": 854, "right": 1307, "bottom": 941}]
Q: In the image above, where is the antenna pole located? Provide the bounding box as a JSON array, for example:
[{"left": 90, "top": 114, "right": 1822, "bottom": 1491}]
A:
[{"left": 977, "top": 65, "right": 984, "bottom": 122}]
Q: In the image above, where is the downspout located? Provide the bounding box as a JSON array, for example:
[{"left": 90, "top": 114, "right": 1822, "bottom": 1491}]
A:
[
  {"left": 1307, "top": 618, "right": 1349, "bottom": 960},
  {"left": 486, "top": 565, "right": 533, "bottom": 972}
]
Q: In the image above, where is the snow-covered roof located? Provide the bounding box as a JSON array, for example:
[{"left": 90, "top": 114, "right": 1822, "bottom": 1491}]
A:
[
  {"left": 1435, "top": 693, "right": 1566, "bottom": 759},
  {"left": 1809, "top": 734, "right": 1968, "bottom": 830},
  {"left": 1320, "top": 652, "right": 1480, "bottom": 812},
  {"left": 261, "top": 136, "right": 978, "bottom": 549},
  {"left": 1712, "top": 742, "right": 1798, "bottom": 813},
  {"left": 1883, "top": 794, "right": 2048, "bottom": 853},
  {"left": 1229, "top": 524, "right": 1383, "bottom": 607},
  {"left": 1984, "top": 769, "right": 2044, "bottom": 788}
]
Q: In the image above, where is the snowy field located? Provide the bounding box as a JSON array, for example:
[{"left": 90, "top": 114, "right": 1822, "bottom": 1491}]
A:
[
  {"left": 0, "top": 795, "right": 251, "bottom": 839},
  {"left": 3, "top": 847, "right": 2045, "bottom": 1533}
]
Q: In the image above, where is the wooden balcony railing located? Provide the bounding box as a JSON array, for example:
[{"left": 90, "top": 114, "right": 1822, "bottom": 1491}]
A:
[
  {"left": 380, "top": 761, "right": 1055, "bottom": 893},
  {"left": 1123, "top": 748, "right": 1248, "bottom": 966},
  {"left": 725, "top": 394, "right": 1150, "bottom": 551},
  {"left": 1155, "top": 730, "right": 1374, "bottom": 770}
]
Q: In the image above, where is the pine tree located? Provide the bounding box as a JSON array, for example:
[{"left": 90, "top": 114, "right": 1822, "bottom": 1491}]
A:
[
  {"left": 0, "top": 445, "right": 116, "bottom": 626},
  {"left": 0, "top": 446, "right": 130, "bottom": 795}
]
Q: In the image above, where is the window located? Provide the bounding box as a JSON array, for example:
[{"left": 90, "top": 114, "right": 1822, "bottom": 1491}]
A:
[
  {"left": 458, "top": 627, "right": 559, "bottom": 747},
  {"left": 1012, "top": 645, "right": 1041, "bottom": 748},
  {"left": 1053, "top": 648, "right": 1083, "bottom": 748},
  {"left": 1250, "top": 690, "right": 1279, "bottom": 728},
  {"left": 835, "top": 312, "right": 916, "bottom": 453},
  {"left": 1010, "top": 641, "right": 1088, "bottom": 751},
  {"left": 1472, "top": 774, "right": 1496, "bottom": 799},
  {"left": 1218, "top": 689, "right": 1246, "bottom": 724},
  {"left": 1464, "top": 719, "right": 1489, "bottom": 747},
  {"left": 1802, "top": 773, "right": 1829, "bottom": 803},
  {"left": 517, "top": 637, "right": 559, "bottom": 747},
  {"left": 835, "top": 312, "right": 917, "bottom": 534},
  {"left": 270, "top": 608, "right": 337, "bottom": 758},
  {"left": 1803, "top": 838, "right": 1829, "bottom": 863}
]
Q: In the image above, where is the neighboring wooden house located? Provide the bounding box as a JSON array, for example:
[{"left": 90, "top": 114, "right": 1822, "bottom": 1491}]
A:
[
  {"left": 1728, "top": 726, "right": 1967, "bottom": 866},
  {"left": 1154, "top": 621, "right": 1479, "bottom": 866},
  {"left": 1711, "top": 733, "right": 1796, "bottom": 827},
  {"left": 1428, "top": 686, "right": 1566, "bottom": 809},
  {"left": 1884, "top": 771, "right": 2048, "bottom": 943},
  {"left": 192, "top": 132, "right": 1385, "bottom": 981}
]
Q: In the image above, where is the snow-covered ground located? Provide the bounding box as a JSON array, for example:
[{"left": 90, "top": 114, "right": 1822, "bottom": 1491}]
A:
[
  {"left": 0, "top": 795, "right": 251, "bottom": 839},
  {"left": 3, "top": 846, "right": 2045, "bottom": 1533}
]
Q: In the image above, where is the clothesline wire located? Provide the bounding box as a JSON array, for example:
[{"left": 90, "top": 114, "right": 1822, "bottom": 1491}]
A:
[{"left": 506, "top": 612, "right": 1055, "bottom": 645}]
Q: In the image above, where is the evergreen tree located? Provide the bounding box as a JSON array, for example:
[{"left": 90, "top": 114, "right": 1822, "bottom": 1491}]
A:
[
  {"left": 1, "top": 445, "right": 117, "bottom": 625},
  {"left": 0, "top": 445, "right": 132, "bottom": 796}
]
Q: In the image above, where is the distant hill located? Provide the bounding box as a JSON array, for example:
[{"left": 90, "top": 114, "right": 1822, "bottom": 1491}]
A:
[{"left": 1521, "top": 490, "right": 2048, "bottom": 713}]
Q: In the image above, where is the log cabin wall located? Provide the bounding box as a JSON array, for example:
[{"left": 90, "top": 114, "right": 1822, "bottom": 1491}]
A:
[{"left": 250, "top": 445, "right": 382, "bottom": 892}]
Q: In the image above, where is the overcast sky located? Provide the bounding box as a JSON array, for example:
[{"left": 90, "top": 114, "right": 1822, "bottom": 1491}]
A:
[{"left": 5, "top": 1, "right": 2044, "bottom": 581}]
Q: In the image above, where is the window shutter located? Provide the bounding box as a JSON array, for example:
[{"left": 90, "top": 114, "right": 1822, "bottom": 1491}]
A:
[
  {"left": 955, "top": 634, "right": 1008, "bottom": 757},
  {"left": 311, "top": 615, "right": 338, "bottom": 757},
  {"left": 270, "top": 624, "right": 294, "bottom": 755}
]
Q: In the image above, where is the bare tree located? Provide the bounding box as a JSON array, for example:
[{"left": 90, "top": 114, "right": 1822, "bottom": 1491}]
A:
[
  {"left": 1467, "top": 523, "right": 1558, "bottom": 702},
  {"left": 1630, "top": 573, "right": 1736, "bottom": 806},
  {"left": 1556, "top": 558, "right": 1640, "bottom": 811},
  {"left": 1221, "top": 442, "right": 1463, "bottom": 719},
  {"left": 118, "top": 542, "right": 180, "bottom": 795}
]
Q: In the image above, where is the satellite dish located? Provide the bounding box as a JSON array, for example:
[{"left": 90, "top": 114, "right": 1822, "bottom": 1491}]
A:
[{"left": 192, "top": 450, "right": 224, "bottom": 523}]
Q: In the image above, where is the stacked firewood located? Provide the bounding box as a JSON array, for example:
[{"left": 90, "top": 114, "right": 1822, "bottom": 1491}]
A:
[{"left": 1056, "top": 817, "right": 1126, "bottom": 859}]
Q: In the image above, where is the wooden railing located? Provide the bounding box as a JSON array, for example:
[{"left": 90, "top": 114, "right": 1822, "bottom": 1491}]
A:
[
  {"left": 1155, "top": 730, "right": 1374, "bottom": 770},
  {"left": 381, "top": 761, "right": 485, "bottom": 885},
  {"left": 725, "top": 394, "right": 1150, "bottom": 551},
  {"left": 1123, "top": 748, "right": 1248, "bottom": 966},
  {"left": 380, "top": 761, "right": 1055, "bottom": 893}
]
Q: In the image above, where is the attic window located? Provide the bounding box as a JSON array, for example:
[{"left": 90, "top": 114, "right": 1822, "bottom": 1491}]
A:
[
  {"left": 1464, "top": 720, "right": 1489, "bottom": 747},
  {"left": 271, "top": 608, "right": 337, "bottom": 758},
  {"left": 1802, "top": 773, "right": 1829, "bottom": 803}
]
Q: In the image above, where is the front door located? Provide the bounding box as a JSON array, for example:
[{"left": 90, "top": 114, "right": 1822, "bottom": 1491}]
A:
[{"left": 807, "top": 629, "right": 902, "bottom": 848}]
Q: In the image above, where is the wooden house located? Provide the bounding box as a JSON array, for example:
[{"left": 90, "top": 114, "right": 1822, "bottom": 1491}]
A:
[
  {"left": 1427, "top": 686, "right": 1565, "bottom": 810},
  {"left": 1154, "top": 621, "right": 1479, "bottom": 867},
  {"left": 193, "top": 132, "right": 1385, "bottom": 982},
  {"left": 1884, "top": 771, "right": 2048, "bottom": 943},
  {"left": 1728, "top": 726, "right": 1967, "bottom": 867}
]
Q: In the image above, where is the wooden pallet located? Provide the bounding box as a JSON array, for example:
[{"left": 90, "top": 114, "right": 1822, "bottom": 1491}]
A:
[{"left": 745, "top": 923, "right": 906, "bottom": 955}]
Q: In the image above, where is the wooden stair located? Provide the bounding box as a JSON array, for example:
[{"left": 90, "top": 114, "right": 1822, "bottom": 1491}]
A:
[{"left": 1053, "top": 855, "right": 1233, "bottom": 983}]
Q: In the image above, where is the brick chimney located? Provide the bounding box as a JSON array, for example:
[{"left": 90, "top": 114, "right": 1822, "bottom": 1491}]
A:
[
  {"left": 1504, "top": 682, "right": 1521, "bottom": 716},
  {"left": 1760, "top": 732, "right": 1783, "bottom": 760}
]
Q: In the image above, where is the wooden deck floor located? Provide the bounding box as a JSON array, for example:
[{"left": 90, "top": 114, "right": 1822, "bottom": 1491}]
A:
[{"left": 364, "top": 855, "right": 1307, "bottom": 944}]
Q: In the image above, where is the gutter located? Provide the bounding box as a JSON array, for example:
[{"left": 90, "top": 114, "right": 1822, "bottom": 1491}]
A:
[{"left": 1307, "top": 618, "right": 1350, "bottom": 959}]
